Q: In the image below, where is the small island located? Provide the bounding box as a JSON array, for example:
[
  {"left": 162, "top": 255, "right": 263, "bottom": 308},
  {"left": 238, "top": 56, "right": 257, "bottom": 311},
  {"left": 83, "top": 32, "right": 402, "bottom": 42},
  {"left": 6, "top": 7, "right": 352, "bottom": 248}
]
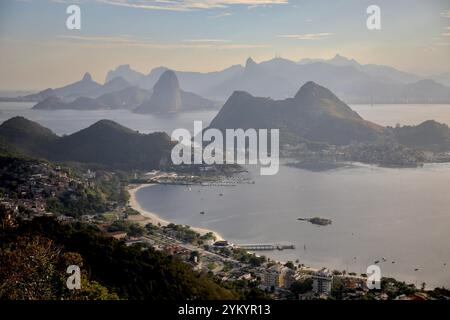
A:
[{"left": 298, "top": 217, "right": 332, "bottom": 226}]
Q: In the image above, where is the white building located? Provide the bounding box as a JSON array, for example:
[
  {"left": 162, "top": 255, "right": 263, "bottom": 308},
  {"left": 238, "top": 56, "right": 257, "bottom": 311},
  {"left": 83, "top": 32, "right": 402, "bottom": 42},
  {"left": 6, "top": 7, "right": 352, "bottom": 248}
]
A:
[
  {"left": 261, "top": 265, "right": 281, "bottom": 288},
  {"left": 279, "top": 267, "right": 296, "bottom": 289},
  {"left": 312, "top": 268, "right": 333, "bottom": 295}
]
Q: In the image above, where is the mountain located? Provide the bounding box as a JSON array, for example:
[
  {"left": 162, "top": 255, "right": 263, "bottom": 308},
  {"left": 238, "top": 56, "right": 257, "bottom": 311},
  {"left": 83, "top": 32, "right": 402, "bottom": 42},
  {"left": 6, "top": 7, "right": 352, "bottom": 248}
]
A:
[
  {"left": 399, "top": 79, "right": 450, "bottom": 103},
  {"left": 50, "top": 120, "right": 173, "bottom": 168},
  {"left": 205, "top": 58, "right": 296, "bottom": 100},
  {"left": 0, "top": 117, "right": 173, "bottom": 169},
  {"left": 33, "top": 86, "right": 151, "bottom": 111},
  {"left": 33, "top": 96, "right": 107, "bottom": 110},
  {"left": 431, "top": 72, "right": 450, "bottom": 87},
  {"left": 102, "top": 56, "right": 450, "bottom": 103},
  {"left": 0, "top": 117, "right": 59, "bottom": 156},
  {"left": 94, "top": 77, "right": 131, "bottom": 97},
  {"left": 14, "top": 88, "right": 56, "bottom": 102},
  {"left": 208, "top": 82, "right": 384, "bottom": 146},
  {"left": 136, "top": 67, "right": 169, "bottom": 90},
  {"left": 52, "top": 73, "right": 102, "bottom": 101},
  {"left": 393, "top": 120, "right": 450, "bottom": 152},
  {"left": 135, "top": 70, "right": 181, "bottom": 113},
  {"left": 23, "top": 74, "right": 131, "bottom": 103},
  {"left": 134, "top": 70, "right": 218, "bottom": 114},
  {"left": 107, "top": 64, "right": 244, "bottom": 97},
  {"left": 299, "top": 54, "right": 421, "bottom": 84},
  {"left": 105, "top": 64, "right": 146, "bottom": 84},
  {"left": 14, "top": 55, "right": 450, "bottom": 105},
  {"left": 97, "top": 86, "right": 152, "bottom": 110}
]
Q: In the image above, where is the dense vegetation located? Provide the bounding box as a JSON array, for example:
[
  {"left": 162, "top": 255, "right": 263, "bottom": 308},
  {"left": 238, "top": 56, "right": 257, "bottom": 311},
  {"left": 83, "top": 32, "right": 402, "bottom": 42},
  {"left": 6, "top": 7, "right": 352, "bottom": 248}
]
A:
[
  {"left": 0, "top": 217, "right": 238, "bottom": 300},
  {"left": 392, "top": 120, "right": 450, "bottom": 152},
  {"left": 0, "top": 117, "right": 173, "bottom": 170}
]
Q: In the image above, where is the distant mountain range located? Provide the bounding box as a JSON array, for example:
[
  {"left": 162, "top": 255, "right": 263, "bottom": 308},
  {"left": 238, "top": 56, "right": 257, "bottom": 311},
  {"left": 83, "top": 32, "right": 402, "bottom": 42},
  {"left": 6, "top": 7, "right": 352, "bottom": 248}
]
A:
[
  {"left": 23, "top": 73, "right": 131, "bottom": 103},
  {"left": 4, "top": 55, "right": 450, "bottom": 106},
  {"left": 430, "top": 72, "right": 450, "bottom": 87},
  {"left": 31, "top": 71, "right": 218, "bottom": 113},
  {"left": 0, "top": 117, "right": 173, "bottom": 169},
  {"left": 1, "top": 81, "right": 450, "bottom": 169},
  {"left": 104, "top": 55, "right": 450, "bottom": 104}
]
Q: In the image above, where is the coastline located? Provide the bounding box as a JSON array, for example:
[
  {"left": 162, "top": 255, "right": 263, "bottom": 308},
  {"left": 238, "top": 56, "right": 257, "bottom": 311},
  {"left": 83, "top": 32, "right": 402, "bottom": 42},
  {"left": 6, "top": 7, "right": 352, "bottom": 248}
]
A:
[{"left": 127, "top": 183, "right": 224, "bottom": 241}]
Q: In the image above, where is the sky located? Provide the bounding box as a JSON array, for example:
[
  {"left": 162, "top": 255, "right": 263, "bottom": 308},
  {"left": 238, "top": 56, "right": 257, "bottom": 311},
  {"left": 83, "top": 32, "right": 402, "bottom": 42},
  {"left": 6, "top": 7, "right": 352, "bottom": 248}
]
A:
[{"left": 0, "top": 0, "right": 449, "bottom": 90}]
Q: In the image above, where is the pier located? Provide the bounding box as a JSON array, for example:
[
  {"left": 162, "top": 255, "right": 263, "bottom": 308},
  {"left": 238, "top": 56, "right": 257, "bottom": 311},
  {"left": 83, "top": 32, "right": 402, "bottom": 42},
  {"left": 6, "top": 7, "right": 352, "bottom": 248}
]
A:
[{"left": 236, "top": 244, "right": 295, "bottom": 251}]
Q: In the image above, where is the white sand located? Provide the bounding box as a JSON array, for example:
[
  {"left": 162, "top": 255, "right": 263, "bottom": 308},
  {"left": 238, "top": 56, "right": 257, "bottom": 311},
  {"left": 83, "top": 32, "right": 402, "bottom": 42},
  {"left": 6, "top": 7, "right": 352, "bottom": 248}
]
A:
[{"left": 128, "top": 183, "right": 224, "bottom": 241}]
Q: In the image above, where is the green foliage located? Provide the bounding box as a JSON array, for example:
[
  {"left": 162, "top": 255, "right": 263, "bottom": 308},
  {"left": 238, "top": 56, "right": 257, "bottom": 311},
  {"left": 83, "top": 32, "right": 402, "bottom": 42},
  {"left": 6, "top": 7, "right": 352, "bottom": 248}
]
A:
[
  {"left": 290, "top": 278, "right": 313, "bottom": 295},
  {"left": 0, "top": 117, "right": 173, "bottom": 170},
  {"left": 46, "top": 186, "right": 108, "bottom": 217},
  {"left": 107, "top": 220, "right": 145, "bottom": 237},
  {"left": 284, "top": 261, "right": 295, "bottom": 269},
  {"left": 163, "top": 223, "right": 205, "bottom": 244},
  {"left": 2, "top": 217, "right": 237, "bottom": 300},
  {"left": 230, "top": 248, "right": 266, "bottom": 267},
  {"left": 0, "top": 235, "right": 118, "bottom": 300}
]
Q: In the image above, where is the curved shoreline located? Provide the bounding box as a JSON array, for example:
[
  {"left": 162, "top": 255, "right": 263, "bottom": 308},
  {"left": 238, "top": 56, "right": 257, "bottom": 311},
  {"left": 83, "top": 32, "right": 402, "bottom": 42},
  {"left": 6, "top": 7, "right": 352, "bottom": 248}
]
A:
[{"left": 128, "top": 183, "right": 224, "bottom": 241}]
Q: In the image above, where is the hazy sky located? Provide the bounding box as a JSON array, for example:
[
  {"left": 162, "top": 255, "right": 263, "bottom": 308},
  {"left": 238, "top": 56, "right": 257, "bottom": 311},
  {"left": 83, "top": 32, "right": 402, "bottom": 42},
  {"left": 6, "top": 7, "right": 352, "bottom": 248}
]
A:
[{"left": 0, "top": 0, "right": 449, "bottom": 90}]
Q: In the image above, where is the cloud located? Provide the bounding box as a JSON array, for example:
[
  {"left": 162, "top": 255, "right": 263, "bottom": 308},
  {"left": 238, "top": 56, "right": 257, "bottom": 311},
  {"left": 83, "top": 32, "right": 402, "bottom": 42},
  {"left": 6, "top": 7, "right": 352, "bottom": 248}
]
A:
[
  {"left": 55, "top": 34, "right": 267, "bottom": 49},
  {"left": 209, "top": 11, "right": 233, "bottom": 18},
  {"left": 53, "top": 0, "right": 288, "bottom": 11},
  {"left": 183, "top": 39, "right": 231, "bottom": 42},
  {"left": 58, "top": 34, "right": 152, "bottom": 44},
  {"left": 277, "top": 33, "right": 333, "bottom": 40}
]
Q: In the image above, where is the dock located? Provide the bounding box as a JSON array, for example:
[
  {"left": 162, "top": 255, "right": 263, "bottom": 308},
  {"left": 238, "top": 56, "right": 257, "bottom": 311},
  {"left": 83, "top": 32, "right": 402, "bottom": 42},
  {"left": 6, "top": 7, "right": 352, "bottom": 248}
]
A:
[{"left": 236, "top": 244, "right": 295, "bottom": 251}]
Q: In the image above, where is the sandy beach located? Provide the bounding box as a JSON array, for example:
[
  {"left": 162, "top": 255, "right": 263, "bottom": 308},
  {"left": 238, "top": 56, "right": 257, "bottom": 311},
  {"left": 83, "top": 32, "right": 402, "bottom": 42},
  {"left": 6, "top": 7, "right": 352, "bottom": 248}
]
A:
[{"left": 127, "top": 183, "right": 224, "bottom": 241}]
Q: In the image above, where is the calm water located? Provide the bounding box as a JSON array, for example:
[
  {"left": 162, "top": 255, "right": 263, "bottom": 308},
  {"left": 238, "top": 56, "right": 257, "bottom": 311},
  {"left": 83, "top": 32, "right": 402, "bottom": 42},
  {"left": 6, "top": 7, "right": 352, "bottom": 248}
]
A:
[
  {"left": 137, "top": 163, "right": 450, "bottom": 288},
  {"left": 0, "top": 102, "right": 217, "bottom": 135},
  {"left": 2, "top": 102, "right": 450, "bottom": 288},
  {"left": 351, "top": 104, "right": 450, "bottom": 127}
]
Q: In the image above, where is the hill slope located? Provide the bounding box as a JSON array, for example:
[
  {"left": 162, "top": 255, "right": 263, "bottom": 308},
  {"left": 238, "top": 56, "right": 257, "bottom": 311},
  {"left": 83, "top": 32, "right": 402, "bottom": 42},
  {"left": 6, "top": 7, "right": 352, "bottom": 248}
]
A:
[
  {"left": 0, "top": 118, "right": 173, "bottom": 169},
  {"left": 209, "top": 82, "right": 384, "bottom": 145},
  {"left": 0, "top": 117, "right": 59, "bottom": 156}
]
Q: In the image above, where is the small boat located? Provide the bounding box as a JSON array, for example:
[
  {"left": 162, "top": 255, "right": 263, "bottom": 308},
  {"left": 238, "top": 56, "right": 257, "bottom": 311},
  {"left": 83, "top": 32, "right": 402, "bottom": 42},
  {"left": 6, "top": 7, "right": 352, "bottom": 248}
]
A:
[
  {"left": 414, "top": 268, "right": 419, "bottom": 272},
  {"left": 219, "top": 193, "right": 224, "bottom": 196},
  {"left": 392, "top": 261, "right": 395, "bottom": 264},
  {"left": 200, "top": 211, "right": 205, "bottom": 215},
  {"left": 374, "top": 260, "right": 380, "bottom": 264}
]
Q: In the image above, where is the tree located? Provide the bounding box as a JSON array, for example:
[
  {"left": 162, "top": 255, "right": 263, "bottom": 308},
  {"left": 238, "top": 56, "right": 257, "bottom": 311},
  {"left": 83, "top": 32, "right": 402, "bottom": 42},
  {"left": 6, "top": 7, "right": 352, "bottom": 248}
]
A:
[
  {"left": 284, "top": 261, "right": 295, "bottom": 270},
  {"left": 421, "top": 282, "right": 426, "bottom": 291},
  {"left": 290, "top": 278, "right": 313, "bottom": 295},
  {"left": 0, "top": 235, "right": 118, "bottom": 300}
]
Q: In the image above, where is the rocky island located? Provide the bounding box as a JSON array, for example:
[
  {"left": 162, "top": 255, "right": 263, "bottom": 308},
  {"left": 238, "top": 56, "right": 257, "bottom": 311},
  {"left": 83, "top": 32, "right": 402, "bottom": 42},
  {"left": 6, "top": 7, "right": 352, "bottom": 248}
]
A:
[{"left": 298, "top": 217, "right": 333, "bottom": 226}]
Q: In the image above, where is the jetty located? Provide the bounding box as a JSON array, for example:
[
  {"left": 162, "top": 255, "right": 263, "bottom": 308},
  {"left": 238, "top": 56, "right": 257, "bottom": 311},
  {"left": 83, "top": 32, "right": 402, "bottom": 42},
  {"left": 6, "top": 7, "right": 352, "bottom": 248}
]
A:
[{"left": 236, "top": 244, "right": 295, "bottom": 251}]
